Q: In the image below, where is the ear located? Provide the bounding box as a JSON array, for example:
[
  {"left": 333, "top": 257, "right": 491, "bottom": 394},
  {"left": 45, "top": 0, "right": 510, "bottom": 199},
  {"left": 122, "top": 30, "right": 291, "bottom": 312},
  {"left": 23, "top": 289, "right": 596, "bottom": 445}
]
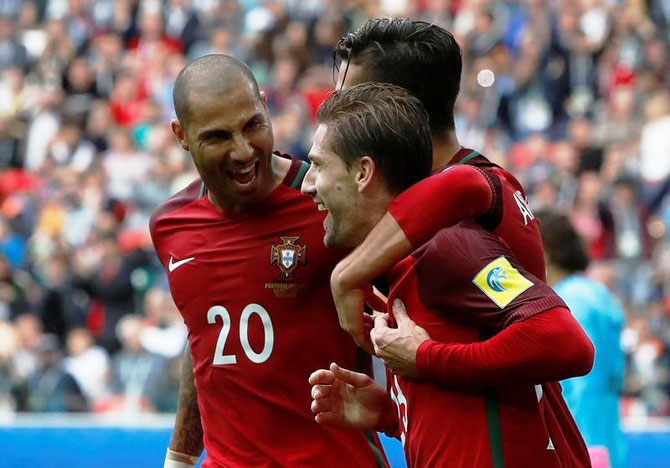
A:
[
  {"left": 355, "top": 156, "right": 376, "bottom": 193},
  {"left": 260, "top": 90, "right": 267, "bottom": 104},
  {"left": 170, "top": 119, "right": 189, "bottom": 151}
]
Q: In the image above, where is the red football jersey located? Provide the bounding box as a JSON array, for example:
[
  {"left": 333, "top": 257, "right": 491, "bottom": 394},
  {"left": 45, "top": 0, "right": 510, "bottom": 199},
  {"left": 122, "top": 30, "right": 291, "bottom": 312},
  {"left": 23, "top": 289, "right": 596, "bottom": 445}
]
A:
[
  {"left": 389, "top": 147, "right": 546, "bottom": 281},
  {"left": 150, "top": 156, "right": 386, "bottom": 468},
  {"left": 385, "top": 221, "right": 590, "bottom": 468}
]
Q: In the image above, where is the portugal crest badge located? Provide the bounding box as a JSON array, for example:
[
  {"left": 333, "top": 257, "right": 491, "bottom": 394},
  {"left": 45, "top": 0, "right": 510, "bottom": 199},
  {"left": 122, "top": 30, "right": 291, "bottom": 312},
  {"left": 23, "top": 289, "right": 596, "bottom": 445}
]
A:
[{"left": 270, "top": 236, "right": 306, "bottom": 280}]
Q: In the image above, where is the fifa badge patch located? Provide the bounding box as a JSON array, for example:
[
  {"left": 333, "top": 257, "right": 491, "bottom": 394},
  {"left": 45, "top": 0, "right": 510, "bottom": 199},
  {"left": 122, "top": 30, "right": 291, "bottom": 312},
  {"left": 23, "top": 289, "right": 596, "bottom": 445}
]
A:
[
  {"left": 266, "top": 236, "right": 307, "bottom": 297},
  {"left": 472, "top": 256, "right": 533, "bottom": 308}
]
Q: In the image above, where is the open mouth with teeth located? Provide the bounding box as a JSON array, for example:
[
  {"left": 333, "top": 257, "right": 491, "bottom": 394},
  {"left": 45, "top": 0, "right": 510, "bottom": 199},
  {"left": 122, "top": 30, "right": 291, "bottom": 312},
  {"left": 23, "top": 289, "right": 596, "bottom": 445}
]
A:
[{"left": 228, "top": 161, "right": 259, "bottom": 189}]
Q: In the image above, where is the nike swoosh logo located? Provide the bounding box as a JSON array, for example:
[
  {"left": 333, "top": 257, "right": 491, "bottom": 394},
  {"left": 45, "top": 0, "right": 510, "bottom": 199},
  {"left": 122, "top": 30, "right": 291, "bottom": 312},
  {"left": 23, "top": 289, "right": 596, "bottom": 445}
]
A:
[{"left": 168, "top": 256, "right": 195, "bottom": 272}]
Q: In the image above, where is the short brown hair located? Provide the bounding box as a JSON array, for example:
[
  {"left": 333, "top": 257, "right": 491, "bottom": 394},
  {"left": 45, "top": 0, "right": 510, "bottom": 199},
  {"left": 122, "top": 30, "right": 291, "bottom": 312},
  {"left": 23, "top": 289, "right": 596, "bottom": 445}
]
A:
[{"left": 316, "top": 82, "right": 433, "bottom": 194}]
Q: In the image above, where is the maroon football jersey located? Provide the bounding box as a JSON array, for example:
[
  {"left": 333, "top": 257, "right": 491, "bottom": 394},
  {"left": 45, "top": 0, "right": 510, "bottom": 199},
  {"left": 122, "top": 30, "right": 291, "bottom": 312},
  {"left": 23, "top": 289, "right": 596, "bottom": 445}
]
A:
[
  {"left": 390, "top": 147, "right": 546, "bottom": 282},
  {"left": 384, "top": 220, "right": 590, "bottom": 468},
  {"left": 150, "top": 156, "right": 386, "bottom": 468}
]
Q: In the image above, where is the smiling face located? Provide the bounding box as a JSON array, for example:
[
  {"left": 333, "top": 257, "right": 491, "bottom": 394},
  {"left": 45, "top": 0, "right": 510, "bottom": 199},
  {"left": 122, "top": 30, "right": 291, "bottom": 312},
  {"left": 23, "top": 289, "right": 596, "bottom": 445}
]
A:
[
  {"left": 171, "top": 76, "right": 274, "bottom": 214},
  {"left": 302, "top": 124, "right": 366, "bottom": 249}
]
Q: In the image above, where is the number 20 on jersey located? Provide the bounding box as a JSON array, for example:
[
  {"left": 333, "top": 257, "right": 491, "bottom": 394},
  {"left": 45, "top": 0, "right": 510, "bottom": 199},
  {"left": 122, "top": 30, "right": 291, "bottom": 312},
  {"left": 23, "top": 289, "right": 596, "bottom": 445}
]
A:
[{"left": 207, "top": 304, "right": 274, "bottom": 365}]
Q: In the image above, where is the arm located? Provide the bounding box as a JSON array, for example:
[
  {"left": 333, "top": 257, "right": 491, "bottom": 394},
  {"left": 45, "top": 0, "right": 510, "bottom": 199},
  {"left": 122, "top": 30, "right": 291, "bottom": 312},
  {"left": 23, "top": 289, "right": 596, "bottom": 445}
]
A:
[
  {"left": 372, "top": 300, "right": 594, "bottom": 386},
  {"left": 332, "top": 166, "right": 493, "bottom": 344},
  {"left": 415, "top": 307, "right": 595, "bottom": 387},
  {"left": 164, "top": 344, "right": 204, "bottom": 467}
]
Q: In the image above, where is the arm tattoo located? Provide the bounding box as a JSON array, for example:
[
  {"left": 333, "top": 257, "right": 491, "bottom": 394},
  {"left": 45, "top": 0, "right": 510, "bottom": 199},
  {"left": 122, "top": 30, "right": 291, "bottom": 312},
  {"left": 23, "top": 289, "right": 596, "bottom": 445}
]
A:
[{"left": 169, "top": 344, "right": 205, "bottom": 456}]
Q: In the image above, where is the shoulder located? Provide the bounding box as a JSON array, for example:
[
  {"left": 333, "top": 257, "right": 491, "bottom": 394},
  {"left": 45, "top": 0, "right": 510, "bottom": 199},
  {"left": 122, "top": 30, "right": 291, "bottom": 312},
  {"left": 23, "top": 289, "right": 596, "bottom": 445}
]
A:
[
  {"left": 274, "top": 151, "right": 310, "bottom": 190},
  {"left": 149, "top": 178, "right": 203, "bottom": 234},
  {"left": 436, "top": 163, "right": 490, "bottom": 185},
  {"left": 414, "top": 221, "right": 510, "bottom": 281},
  {"left": 426, "top": 220, "right": 504, "bottom": 256}
]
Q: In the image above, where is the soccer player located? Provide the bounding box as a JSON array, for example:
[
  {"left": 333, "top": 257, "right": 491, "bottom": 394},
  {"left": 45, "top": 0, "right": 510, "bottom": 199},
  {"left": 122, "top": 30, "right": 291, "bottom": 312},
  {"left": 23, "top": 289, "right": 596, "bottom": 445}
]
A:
[
  {"left": 328, "top": 17, "right": 546, "bottom": 350},
  {"left": 540, "top": 210, "right": 627, "bottom": 468},
  {"left": 304, "top": 83, "right": 594, "bottom": 467},
  {"left": 150, "top": 55, "right": 386, "bottom": 468}
]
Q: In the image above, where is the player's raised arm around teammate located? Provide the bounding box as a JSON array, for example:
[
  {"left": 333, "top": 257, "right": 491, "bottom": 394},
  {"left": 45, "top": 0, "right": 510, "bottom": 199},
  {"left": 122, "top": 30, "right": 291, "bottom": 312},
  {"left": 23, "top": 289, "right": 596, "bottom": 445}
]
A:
[
  {"left": 306, "top": 80, "right": 591, "bottom": 467},
  {"left": 371, "top": 299, "right": 593, "bottom": 385},
  {"left": 329, "top": 18, "right": 546, "bottom": 344}
]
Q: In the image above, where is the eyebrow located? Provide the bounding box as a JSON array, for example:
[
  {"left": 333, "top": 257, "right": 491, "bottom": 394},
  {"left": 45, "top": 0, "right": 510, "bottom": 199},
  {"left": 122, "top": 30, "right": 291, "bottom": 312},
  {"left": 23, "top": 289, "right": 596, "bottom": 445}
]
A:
[
  {"left": 197, "top": 113, "right": 264, "bottom": 141},
  {"left": 198, "top": 129, "right": 231, "bottom": 141}
]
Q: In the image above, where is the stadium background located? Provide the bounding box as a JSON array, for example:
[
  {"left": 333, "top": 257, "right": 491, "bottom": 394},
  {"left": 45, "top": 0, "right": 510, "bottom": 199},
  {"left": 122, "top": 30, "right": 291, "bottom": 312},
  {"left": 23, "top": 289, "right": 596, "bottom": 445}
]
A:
[{"left": 0, "top": 0, "right": 668, "bottom": 466}]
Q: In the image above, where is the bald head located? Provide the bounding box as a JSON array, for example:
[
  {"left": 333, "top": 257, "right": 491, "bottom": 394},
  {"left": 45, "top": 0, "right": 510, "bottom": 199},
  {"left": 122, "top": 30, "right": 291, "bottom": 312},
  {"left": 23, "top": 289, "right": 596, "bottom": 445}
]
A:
[{"left": 173, "top": 54, "right": 260, "bottom": 125}]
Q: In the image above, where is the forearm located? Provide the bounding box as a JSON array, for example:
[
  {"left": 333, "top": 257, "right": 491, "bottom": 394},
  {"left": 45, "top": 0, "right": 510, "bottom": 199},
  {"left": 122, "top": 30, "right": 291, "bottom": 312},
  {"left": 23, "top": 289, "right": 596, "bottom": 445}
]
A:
[
  {"left": 388, "top": 165, "right": 492, "bottom": 248},
  {"left": 332, "top": 166, "right": 493, "bottom": 292},
  {"left": 331, "top": 213, "right": 411, "bottom": 291},
  {"left": 416, "top": 307, "right": 594, "bottom": 387},
  {"left": 169, "top": 344, "right": 204, "bottom": 456}
]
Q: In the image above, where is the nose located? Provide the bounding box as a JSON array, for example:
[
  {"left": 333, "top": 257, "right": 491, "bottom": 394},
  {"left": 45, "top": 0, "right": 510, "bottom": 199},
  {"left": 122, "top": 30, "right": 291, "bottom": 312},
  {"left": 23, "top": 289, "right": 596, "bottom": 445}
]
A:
[
  {"left": 230, "top": 134, "right": 253, "bottom": 163},
  {"left": 301, "top": 163, "right": 316, "bottom": 196}
]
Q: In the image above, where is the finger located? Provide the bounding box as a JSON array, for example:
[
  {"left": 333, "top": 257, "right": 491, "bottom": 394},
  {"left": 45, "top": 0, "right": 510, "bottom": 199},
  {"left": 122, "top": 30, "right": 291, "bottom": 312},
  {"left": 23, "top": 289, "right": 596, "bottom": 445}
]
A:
[
  {"left": 308, "top": 369, "right": 336, "bottom": 386},
  {"left": 373, "top": 312, "right": 390, "bottom": 329},
  {"left": 392, "top": 298, "right": 410, "bottom": 322},
  {"left": 315, "top": 411, "right": 337, "bottom": 426},
  {"left": 330, "top": 362, "right": 372, "bottom": 387},
  {"left": 372, "top": 339, "right": 382, "bottom": 357},
  {"left": 311, "top": 384, "right": 331, "bottom": 401},
  {"left": 370, "top": 310, "right": 385, "bottom": 320},
  {"left": 311, "top": 398, "right": 332, "bottom": 414}
]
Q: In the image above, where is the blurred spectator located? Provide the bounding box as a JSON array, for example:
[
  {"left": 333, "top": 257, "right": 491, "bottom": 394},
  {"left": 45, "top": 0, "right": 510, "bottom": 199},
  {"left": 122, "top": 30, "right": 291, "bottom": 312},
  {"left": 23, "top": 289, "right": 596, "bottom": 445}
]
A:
[
  {"left": 34, "top": 253, "right": 87, "bottom": 344},
  {"left": 0, "top": 319, "right": 19, "bottom": 411},
  {"left": 72, "top": 231, "right": 143, "bottom": 353},
  {"left": 109, "top": 314, "right": 172, "bottom": 413},
  {"left": 102, "top": 127, "right": 149, "bottom": 201},
  {"left": 64, "top": 327, "right": 110, "bottom": 403},
  {"left": 25, "top": 333, "right": 88, "bottom": 412},
  {"left": 0, "top": 216, "right": 25, "bottom": 268},
  {"left": 540, "top": 210, "right": 627, "bottom": 468},
  {"left": 0, "top": 15, "right": 28, "bottom": 72},
  {"left": 608, "top": 177, "right": 654, "bottom": 307},
  {"left": 571, "top": 170, "right": 615, "bottom": 260},
  {"left": 639, "top": 91, "right": 670, "bottom": 194},
  {"left": 11, "top": 313, "right": 42, "bottom": 385},
  {"left": 139, "top": 287, "right": 187, "bottom": 359}
]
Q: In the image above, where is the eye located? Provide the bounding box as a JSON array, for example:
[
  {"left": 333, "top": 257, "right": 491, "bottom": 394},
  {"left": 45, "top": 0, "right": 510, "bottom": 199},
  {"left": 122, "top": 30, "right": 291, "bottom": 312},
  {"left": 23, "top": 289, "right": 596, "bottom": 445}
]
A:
[
  {"left": 245, "top": 117, "right": 262, "bottom": 131},
  {"left": 204, "top": 130, "right": 231, "bottom": 141}
]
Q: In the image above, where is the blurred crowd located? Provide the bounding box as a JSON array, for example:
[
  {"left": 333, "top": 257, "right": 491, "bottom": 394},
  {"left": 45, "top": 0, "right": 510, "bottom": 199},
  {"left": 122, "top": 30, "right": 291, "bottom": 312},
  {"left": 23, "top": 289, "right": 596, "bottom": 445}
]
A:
[{"left": 0, "top": 0, "right": 668, "bottom": 418}]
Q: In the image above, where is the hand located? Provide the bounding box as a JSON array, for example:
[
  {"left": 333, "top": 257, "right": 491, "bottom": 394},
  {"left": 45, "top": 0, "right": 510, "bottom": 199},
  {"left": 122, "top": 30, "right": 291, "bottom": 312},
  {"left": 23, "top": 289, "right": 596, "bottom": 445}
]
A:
[
  {"left": 370, "top": 299, "right": 431, "bottom": 377},
  {"left": 331, "top": 267, "right": 385, "bottom": 355},
  {"left": 309, "top": 362, "right": 391, "bottom": 430}
]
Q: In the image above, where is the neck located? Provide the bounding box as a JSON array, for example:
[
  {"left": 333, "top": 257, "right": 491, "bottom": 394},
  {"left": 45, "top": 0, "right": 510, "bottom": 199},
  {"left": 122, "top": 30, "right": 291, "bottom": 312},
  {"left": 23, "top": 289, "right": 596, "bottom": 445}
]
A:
[
  {"left": 432, "top": 129, "right": 461, "bottom": 169},
  {"left": 356, "top": 189, "right": 395, "bottom": 245}
]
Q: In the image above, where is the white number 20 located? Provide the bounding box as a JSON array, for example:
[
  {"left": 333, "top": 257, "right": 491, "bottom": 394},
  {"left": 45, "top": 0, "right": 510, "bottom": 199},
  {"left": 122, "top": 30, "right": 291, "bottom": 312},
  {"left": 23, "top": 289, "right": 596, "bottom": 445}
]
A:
[{"left": 206, "top": 304, "right": 274, "bottom": 365}]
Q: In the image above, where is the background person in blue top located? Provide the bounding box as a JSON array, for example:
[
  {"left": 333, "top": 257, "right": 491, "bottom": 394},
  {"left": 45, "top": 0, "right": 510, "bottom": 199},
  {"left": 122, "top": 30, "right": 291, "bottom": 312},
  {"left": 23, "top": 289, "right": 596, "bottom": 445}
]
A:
[{"left": 538, "top": 210, "right": 627, "bottom": 468}]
